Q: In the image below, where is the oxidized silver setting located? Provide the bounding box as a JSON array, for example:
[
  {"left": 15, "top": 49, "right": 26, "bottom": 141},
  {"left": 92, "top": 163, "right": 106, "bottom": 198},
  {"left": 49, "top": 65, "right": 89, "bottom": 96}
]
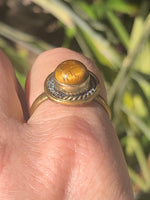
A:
[{"left": 44, "top": 71, "right": 100, "bottom": 105}]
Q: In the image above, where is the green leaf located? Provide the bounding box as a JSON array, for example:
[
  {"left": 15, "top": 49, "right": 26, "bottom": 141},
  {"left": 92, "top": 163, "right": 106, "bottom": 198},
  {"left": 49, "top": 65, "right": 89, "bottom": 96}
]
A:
[
  {"left": 108, "top": 14, "right": 150, "bottom": 104},
  {"left": 92, "top": 1, "right": 106, "bottom": 20},
  {"left": 132, "top": 71, "right": 150, "bottom": 100},
  {"left": 33, "top": 0, "right": 75, "bottom": 28},
  {"left": 107, "top": 0, "right": 137, "bottom": 15},
  {"left": 130, "top": 78, "right": 150, "bottom": 113},
  {"left": 129, "top": 16, "right": 144, "bottom": 55},
  {"left": 106, "top": 11, "right": 129, "bottom": 48},
  {"left": 133, "top": 71, "right": 150, "bottom": 83},
  {"left": 0, "top": 38, "right": 28, "bottom": 75},
  {"left": 133, "top": 42, "right": 150, "bottom": 74},
  {"left": 122, "top": 106, "right": 150, "bottom": 141},
  {"left": 128, "top": 166, "right": 148, "bottom": 191},
  {"left": 0, "top": 22, "right": 54, "bottom": 54},
  {"left": 126, "top": 136, "right": 150, "bottom": 188},
  {"left": 76, "top": 1, "right": 97, "bottom": 20}
]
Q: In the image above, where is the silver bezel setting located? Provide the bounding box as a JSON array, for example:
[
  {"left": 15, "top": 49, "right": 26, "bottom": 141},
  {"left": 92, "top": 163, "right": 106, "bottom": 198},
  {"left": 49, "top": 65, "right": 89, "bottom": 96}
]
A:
[{"left": 44, "top": 71, "right": 100, "bottom": 105}]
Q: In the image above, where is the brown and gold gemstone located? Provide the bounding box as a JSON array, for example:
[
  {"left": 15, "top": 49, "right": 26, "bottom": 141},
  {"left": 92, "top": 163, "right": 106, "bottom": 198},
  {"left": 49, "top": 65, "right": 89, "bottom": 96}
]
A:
[{"left": 54, "top": 60, "right": 89, "bottom": 85}]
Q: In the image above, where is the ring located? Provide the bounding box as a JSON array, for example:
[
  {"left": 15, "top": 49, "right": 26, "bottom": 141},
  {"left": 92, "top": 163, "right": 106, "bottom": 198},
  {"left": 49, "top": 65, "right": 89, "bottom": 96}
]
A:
[{"left": 29, "top": 60, "right": 111, "bottom": 119}]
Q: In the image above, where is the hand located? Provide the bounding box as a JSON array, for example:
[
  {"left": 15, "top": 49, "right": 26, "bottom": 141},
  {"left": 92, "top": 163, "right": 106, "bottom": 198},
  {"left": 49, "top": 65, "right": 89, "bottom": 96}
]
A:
[{"left": 0, "top": 48, "right": 134, "bottom": 200}]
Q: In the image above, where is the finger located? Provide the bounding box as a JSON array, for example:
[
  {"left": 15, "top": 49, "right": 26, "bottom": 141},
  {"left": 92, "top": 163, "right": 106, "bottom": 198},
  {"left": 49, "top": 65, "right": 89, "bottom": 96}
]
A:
[
  {"left": 26, "top": 48, "right": 133, "bottom": 199},
  {"left": 0, "top": 50, "right": 24, "bottom": 121}
]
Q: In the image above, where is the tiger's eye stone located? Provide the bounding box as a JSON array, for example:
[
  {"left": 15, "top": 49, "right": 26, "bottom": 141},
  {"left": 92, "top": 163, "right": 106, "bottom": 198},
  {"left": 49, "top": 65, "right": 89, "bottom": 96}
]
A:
[{"left": 54, "top": 60, "right": 89, "bottom": 85}]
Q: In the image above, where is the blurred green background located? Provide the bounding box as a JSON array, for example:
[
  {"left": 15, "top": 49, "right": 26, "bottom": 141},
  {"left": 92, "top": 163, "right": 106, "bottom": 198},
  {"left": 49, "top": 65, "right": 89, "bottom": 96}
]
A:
[{"left": 0, "top": 0, "right": 150, "bottom": 199}]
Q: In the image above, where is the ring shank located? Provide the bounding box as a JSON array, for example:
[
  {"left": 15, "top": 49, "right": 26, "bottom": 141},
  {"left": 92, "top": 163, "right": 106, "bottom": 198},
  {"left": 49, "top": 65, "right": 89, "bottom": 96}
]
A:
[
  {"left": 29, "top": 93, "right": 48, "bottom": 116},
  {"left": 29, "top": 93, "right": 111, "bottom": 119},
  {"left": 95, "top": 95, "right": 111, "bottom": 119}
]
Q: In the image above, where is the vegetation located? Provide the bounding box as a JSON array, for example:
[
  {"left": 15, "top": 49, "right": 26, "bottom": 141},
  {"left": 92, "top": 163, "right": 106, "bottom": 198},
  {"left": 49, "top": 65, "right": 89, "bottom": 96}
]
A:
[{"left": 0, "top": 0, "right": 150, "bottom": 199}]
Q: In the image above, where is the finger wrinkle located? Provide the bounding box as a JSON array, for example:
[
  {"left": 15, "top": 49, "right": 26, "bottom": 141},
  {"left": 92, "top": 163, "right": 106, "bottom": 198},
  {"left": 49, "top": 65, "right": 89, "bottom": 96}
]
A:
[
  {"left": 24, "top": 114, "right": 105, "bottom": 161},
  {"left": 28, "top": 114, "right": 101, "bottom": 142}
]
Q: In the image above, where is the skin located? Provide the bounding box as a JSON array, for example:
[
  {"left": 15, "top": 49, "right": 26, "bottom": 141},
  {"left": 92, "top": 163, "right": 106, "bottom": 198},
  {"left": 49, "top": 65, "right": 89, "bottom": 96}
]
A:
[{"left": 0, "top": 48, "right": 134, "bottom": 200}]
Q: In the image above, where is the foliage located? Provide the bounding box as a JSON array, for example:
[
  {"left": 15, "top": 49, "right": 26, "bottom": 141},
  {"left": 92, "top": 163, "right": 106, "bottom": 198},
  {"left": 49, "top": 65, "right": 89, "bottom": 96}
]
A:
[{"left": 0, "top": 0, "right": 150, "bottom": 199}]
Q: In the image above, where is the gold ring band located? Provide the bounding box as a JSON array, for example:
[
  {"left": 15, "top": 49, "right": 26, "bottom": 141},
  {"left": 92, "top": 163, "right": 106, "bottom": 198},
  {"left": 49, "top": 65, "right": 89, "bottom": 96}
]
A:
[
  {"left": 29, "top": 60, "right": 111, "bottom": 119},
  {"left": 29, "top": 92, "right": 111, "bottom": 119}
]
